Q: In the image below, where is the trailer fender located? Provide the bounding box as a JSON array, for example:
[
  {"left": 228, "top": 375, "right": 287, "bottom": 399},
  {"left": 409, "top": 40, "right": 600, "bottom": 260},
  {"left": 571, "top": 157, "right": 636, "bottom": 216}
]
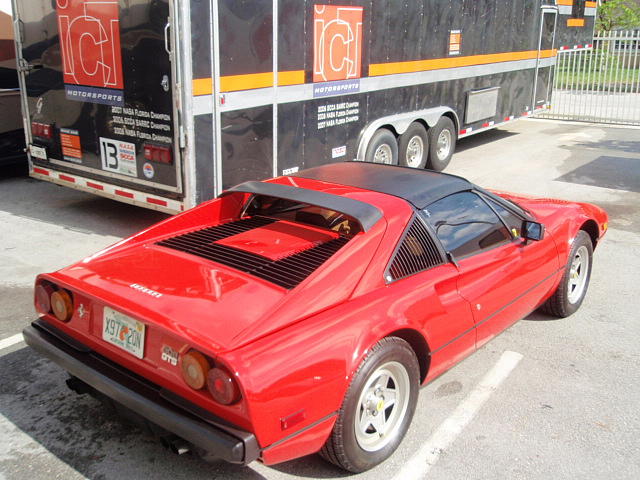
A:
[{"left": 356, "top": 107, "right": 459, "bottom": 163}]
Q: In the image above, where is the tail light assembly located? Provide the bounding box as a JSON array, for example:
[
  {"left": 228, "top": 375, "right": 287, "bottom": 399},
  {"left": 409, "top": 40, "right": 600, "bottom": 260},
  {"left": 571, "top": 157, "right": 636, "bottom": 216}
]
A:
[
  {"left": 144, "top": 143, "right": 172, "bottom": 164},
  {"left": 180, "top": 349, "right": 241, "bottom": 405},
  {"left": 35, "top": 281, "right": 74, "bottom": 322},
  {"left": 31, "top": 122, "right": 53, "bottom": 139}
]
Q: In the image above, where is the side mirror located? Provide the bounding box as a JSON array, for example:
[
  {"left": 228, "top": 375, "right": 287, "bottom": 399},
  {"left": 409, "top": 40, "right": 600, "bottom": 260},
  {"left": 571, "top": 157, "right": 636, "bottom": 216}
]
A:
[{"left": 523, "top": 221, "right": 545, "bottom": 241}]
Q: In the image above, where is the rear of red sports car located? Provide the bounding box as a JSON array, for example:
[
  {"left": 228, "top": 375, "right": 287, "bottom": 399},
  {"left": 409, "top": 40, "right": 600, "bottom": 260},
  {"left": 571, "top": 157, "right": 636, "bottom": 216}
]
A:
[{"left": 23, "top": 173, "right": 414, "bottom": 465}]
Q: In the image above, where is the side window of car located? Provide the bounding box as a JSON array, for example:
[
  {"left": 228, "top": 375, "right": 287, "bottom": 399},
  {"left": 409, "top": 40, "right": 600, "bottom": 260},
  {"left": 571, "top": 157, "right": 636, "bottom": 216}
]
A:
[
  {"left": 483, "top": 196, "right": 524, "bottom": 238},
  {"left": 422, "top": 192, "right": 511, "bottom": 259},
  {"left": 386, "top": 216, "right": 444, "bottom": 282}
]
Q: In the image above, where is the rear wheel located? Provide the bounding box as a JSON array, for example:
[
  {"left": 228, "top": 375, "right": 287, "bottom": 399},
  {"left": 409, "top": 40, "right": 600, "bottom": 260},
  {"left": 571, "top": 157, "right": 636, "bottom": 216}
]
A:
[
  {"left": 320, "top": 337, "right": 419, "bottom": 473},
  {"left": 398, "top": 122, "right": 429, "bottom": 169},
  {"left": 541, "top": 230, "right": 593, "bottom": 317},
  {"left": 365, "top": 129, "right": 398, "bottom": 165},
  {"left": 427, "top": 116, "right": 456, "bottom": 171}
]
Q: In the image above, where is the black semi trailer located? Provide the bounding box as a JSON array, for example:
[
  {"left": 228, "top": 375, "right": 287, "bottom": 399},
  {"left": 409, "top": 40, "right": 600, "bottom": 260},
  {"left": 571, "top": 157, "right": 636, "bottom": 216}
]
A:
[{"left": 12, "top": 0, "right": 596, "bottom": 213}]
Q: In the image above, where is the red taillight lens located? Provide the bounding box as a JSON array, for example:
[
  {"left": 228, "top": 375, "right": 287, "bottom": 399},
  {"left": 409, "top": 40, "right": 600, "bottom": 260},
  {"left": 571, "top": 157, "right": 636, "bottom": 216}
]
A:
[
  {"left": 31, "top": 122, "right": 53, "bottom": 139},
  {"left": 207, "top": 367, "right": 240, "bottom": 405},
  {"left": 143, "top": 143, "right": 172, "bottom": 164},
  {"left": 180, "top": 350, "right": 209, "bottom": 390},
  {"left": 35, "top": 283, "right": 55, "bottom": 314},
  {"left": 51, "top": 289, "right": 73, "bottom": 322}
]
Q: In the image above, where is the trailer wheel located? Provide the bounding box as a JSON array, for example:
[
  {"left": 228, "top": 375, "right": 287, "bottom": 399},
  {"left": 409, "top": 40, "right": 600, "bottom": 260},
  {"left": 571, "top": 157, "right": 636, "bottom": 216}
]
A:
[
  {"left": 365, "top": 129, "right": 398, "bottom": 165},
  {"left": 427, "top": 116, "right": 456, "bottom": 171},
  {"left": 398, "top": 122, "right": 429, "bottom": 169}
]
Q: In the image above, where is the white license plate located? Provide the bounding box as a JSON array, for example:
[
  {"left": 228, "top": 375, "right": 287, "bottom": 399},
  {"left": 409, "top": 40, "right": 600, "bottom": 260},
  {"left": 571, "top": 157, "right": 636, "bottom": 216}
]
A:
[
  {"left": 102, "top": 307, "right": 146, "bottom": 359},
  {"left": 30, "top": 145, "right": 47, "bottom": 160}
]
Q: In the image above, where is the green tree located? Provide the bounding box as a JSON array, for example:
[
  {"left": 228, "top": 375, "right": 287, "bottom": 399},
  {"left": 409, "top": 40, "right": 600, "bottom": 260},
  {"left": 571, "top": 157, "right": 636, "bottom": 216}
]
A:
[{"left": 597, "top": 0, "right": 640, "bottom": 31}]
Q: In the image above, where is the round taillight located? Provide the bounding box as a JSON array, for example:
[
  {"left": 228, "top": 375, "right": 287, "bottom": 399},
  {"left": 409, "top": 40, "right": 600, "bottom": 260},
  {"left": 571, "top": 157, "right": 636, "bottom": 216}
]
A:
[
  {"left": 207, "top": 367, "right": 240, "bottom": 405},
  {"left": 35, "top": 283, "right": 55, "bottom": 314},
  {"left": 51, "top": 289, "right": 73, "bottom": 322},
  {"left": 181, "top": 351, "right": 209, "bottom": 390}
]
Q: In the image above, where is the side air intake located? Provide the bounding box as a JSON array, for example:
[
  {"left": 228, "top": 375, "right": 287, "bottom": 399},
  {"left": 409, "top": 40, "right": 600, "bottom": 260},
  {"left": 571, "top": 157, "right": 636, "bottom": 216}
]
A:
[{"left": 387, "top": 217, "right": 443, "bottom": 281}]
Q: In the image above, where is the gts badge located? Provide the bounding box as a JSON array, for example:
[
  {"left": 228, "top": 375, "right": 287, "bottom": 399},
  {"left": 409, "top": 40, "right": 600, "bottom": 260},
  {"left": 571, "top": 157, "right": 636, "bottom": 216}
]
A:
[{"left": 161, "top": 345, "right": 179, "bottom": 366}]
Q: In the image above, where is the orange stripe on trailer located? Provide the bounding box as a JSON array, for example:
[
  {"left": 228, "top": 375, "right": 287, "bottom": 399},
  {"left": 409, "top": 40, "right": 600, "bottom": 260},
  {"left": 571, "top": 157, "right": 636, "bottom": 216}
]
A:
[
  {"left": 193, "top": 78, "right": 213, "bottom": 96},
  {"left": 86, "top": 181, "right": 104, "bottom": 191},
  {"left": 585, "top": 1, "right": 597, "bottom": 7},
  {"left": 556, "top": 0, "right": 573, "bottom": 5},
  {"left": 369, "top": 49, "right": 555, "bottom": 76},
  {"left": 59, "top": 174, "right": 75, "bottom": 183},
  {"left": 277, "top": 70, "right": 305, "bottom": 86},
  {"left": 115, "top": 189, "right": 134, "bottom": 199},
  {"left": 220, "top": 72, "right": 273, "bottom": 92},
  {"left": 147, "top": 197, "right": 168, "bottom": 207},
  {"left": 567, "top": 18, "right": 585, "bottom": 27},
  {"left": 33, "top": 167, "right": 49, "bottom": 176}
]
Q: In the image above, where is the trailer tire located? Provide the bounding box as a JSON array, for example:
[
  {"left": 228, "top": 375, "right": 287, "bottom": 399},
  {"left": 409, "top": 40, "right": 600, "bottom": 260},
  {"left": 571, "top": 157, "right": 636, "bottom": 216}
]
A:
[
  {"left": 365, "top": 129, "right": 398, "bottom": 165},
  {"left": 398, "top": 122, "right": 429, "bottom": 169},
  {"left": 427, "top": 116, "right": 456, "bottom": 171}
]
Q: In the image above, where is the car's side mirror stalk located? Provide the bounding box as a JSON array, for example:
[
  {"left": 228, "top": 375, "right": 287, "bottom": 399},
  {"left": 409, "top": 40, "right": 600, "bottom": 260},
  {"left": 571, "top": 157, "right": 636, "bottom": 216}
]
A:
[
  {"left": 446, "top": 251, "right": 459, "bottom": 269},
  {"left": 522, "top": 221, "right": 545, "bottom": 242}
]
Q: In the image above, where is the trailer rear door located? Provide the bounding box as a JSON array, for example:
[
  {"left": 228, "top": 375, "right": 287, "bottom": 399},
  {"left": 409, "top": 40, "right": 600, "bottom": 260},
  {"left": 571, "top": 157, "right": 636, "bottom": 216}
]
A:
[{"left": 13, "top": 0, "right": 182, "bottom": 198}]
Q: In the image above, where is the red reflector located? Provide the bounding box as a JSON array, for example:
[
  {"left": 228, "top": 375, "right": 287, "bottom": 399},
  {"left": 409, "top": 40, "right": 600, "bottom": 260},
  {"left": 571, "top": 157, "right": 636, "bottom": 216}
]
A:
[
  {"left": 144, "top": 143, "right": 172, "bottom": 164},
  {"left": 86, "top": 181, "right": 104, "bottom": 191},
  {"left": 59, "top": 174, "right": 75, "bottom": 183},
  {"left": 281, "top": 410, "right": 306, "bottom": 430},
  {"left": 147, "top": 197, "right": 168, "bottom": 207},
  {"left": 115, "top": 189, "right": 134, "bottom": 199},
  {"left": 33, "top": 167, "right": 49, "bottom": 176}
]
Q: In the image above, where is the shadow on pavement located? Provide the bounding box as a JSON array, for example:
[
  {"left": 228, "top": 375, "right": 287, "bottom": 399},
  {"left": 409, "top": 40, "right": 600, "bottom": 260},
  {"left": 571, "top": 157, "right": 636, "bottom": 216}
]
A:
[{"left": 455, "top": 128, "right": 520, "bottom": 154}]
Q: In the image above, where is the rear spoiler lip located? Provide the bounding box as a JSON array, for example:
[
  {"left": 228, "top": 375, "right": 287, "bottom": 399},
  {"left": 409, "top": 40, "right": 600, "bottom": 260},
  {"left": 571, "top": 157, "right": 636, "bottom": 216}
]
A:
[{"left": 221, "top": 180, "right": 384, "bottom": 232}]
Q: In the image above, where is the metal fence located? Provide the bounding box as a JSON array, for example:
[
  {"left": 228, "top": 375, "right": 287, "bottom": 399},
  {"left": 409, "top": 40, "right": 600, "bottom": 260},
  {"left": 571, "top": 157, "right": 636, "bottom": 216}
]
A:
[{"left": 540, "top": 30, "right": 640, "bottom": 126}]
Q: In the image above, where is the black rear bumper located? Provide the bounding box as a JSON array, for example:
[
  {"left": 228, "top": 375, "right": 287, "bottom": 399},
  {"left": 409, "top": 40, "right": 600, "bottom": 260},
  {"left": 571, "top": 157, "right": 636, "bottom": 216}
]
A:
[{"left": 23, "top": 320, "right": 260, "bottom": 464}]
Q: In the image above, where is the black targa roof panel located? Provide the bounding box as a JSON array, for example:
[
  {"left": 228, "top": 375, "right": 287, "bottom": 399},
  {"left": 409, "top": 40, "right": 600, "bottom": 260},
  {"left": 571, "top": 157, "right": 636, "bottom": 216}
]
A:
[
  {"left": 221, "top": 180, "right": 384, "bottom": 232},
  {"left": 292, "top": 162, "right": 473, "bottom": 209}
]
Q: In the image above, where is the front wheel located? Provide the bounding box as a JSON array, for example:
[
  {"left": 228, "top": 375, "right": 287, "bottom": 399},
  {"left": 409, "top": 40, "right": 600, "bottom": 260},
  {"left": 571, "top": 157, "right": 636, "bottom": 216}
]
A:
[
  {"left": 320, "top": 337, "right": 420, "bottom": 472},
  {"left": 541, "top": 230, "right": 593, "bottom": 317},
  {"left": 365, "top": 129, "right": 398, "bottom": 165},
  {"left": 427, "top": 116, "right": 456, "bottom": 171}
]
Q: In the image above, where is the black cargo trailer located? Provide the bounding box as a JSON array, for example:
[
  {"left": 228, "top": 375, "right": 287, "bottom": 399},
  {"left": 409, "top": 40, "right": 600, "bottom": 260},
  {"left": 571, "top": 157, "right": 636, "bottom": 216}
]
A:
[{"left": 12, "top": 0, "right": 596, "bottom": 213}]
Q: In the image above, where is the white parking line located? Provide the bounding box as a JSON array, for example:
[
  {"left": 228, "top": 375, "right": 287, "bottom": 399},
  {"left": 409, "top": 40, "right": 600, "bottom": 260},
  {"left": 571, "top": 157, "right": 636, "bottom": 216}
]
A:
[
  {"left": 392, "top": 350, "right": 524, "bottom": 480},
  {"left": 0, "top": 333, "right": 24, "bottom": 351}
]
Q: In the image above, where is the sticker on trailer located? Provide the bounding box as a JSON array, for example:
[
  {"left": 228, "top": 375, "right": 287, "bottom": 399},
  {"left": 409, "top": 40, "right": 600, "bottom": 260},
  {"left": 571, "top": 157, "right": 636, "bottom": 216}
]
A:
[
  {"left": 100, "top": 137, "right": 137, "bottom": 177},
  {"left": 60, "top": 128, "right": 82, "bottom": 163},
  {"left": 57, "top": 1, "right": 125, "bottom": 106},
  {"left": 29, "top": 145, "right": 47, "bottom": 160},
  {"left": 332, "top": 146, "right": 347, "bottom": 158},
  {"left": 142, "top": 162, "right": 155, "bottom": 179}
]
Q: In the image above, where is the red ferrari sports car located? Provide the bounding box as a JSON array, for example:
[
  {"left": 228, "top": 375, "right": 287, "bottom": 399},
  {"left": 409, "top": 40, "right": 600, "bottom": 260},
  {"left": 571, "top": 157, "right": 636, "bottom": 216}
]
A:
[{"left": 24, "top": 162, "right": 608, "bottom": 472}]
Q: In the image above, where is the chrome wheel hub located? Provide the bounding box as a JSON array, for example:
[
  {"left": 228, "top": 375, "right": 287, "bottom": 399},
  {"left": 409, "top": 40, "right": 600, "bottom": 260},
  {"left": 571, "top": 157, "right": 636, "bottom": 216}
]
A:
[
  {"left": 436, "top": 129, "right": 452, "bottom": 161},
  {"left": 568, "top": 245, "right": 589, "bottom": 304},
  {"left": 373, "top": 144, "right": 393, "bottom": 164},
  {"left": 405, "top": 135, "right": 424, "bottom": 168},
  {"left": 354, "top": 361, "right": 410, "bottom": 452}
]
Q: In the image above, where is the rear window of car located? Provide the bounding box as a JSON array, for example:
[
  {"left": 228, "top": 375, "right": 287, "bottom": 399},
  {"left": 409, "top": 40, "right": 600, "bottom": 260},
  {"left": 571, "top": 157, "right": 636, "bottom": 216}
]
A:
[{"left": 243, "top": 195, "right": 360, "bottom": 236}]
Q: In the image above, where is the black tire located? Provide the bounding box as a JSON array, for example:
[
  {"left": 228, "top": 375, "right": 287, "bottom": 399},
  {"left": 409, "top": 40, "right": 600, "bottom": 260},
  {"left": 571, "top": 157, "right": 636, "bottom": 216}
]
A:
[
  {"left": 320, "top": 337, "right": 420, "bottom": 473},
  {"left": 427, "top": 116, "right": 456, "bottom": 171},
  {"left": 398, "top": 122, "right": 429, "bottom": 169},
  {"left": 541, "top": 230, "right": 593, "bottom": 317},
  {"left": 365, "top": 129, "right": 398, "bottom": 165}
]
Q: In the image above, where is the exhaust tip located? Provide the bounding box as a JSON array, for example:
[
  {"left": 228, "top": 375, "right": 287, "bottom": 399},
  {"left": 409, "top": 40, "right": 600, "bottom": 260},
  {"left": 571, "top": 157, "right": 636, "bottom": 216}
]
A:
[{"left": 160, "top": 435, "right": 191, "bottom": 455}]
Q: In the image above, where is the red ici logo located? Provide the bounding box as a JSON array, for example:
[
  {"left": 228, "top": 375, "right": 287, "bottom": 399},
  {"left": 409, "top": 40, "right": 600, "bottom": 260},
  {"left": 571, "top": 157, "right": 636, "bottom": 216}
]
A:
[
  {"left": 313, "top": 5, "right": 363, "bottom": 83},
  {"left": 56, "top": 0, "right": 124, "bottom": 90}
]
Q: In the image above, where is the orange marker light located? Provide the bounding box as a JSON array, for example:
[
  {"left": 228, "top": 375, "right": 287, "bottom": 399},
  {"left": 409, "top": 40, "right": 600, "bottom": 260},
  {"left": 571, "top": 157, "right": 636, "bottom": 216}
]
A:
[
  {"left": 181, "top": 351, "right": 209, "bottom": 390},
  {"left": 51, "top": 289, "right": 73, "bottom": 322}
]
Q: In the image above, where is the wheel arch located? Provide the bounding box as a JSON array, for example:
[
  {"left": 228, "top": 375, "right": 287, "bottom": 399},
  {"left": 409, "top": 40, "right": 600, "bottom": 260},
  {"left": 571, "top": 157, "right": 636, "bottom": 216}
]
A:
[
  {"left": 356, "top": 107, "right": 460, "bottom": 162},
  {"left": 384, "top": 328, "right": 431, "bottom": 383},
  {"left": 580, "top": 219, "right": 600, "bottom": 249}
]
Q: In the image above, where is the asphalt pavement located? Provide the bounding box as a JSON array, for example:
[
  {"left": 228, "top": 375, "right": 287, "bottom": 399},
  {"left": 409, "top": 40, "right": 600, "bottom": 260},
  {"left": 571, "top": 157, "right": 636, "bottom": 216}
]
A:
[{"left": 0, "top": 118, "right": 639, "bottom": 480}]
